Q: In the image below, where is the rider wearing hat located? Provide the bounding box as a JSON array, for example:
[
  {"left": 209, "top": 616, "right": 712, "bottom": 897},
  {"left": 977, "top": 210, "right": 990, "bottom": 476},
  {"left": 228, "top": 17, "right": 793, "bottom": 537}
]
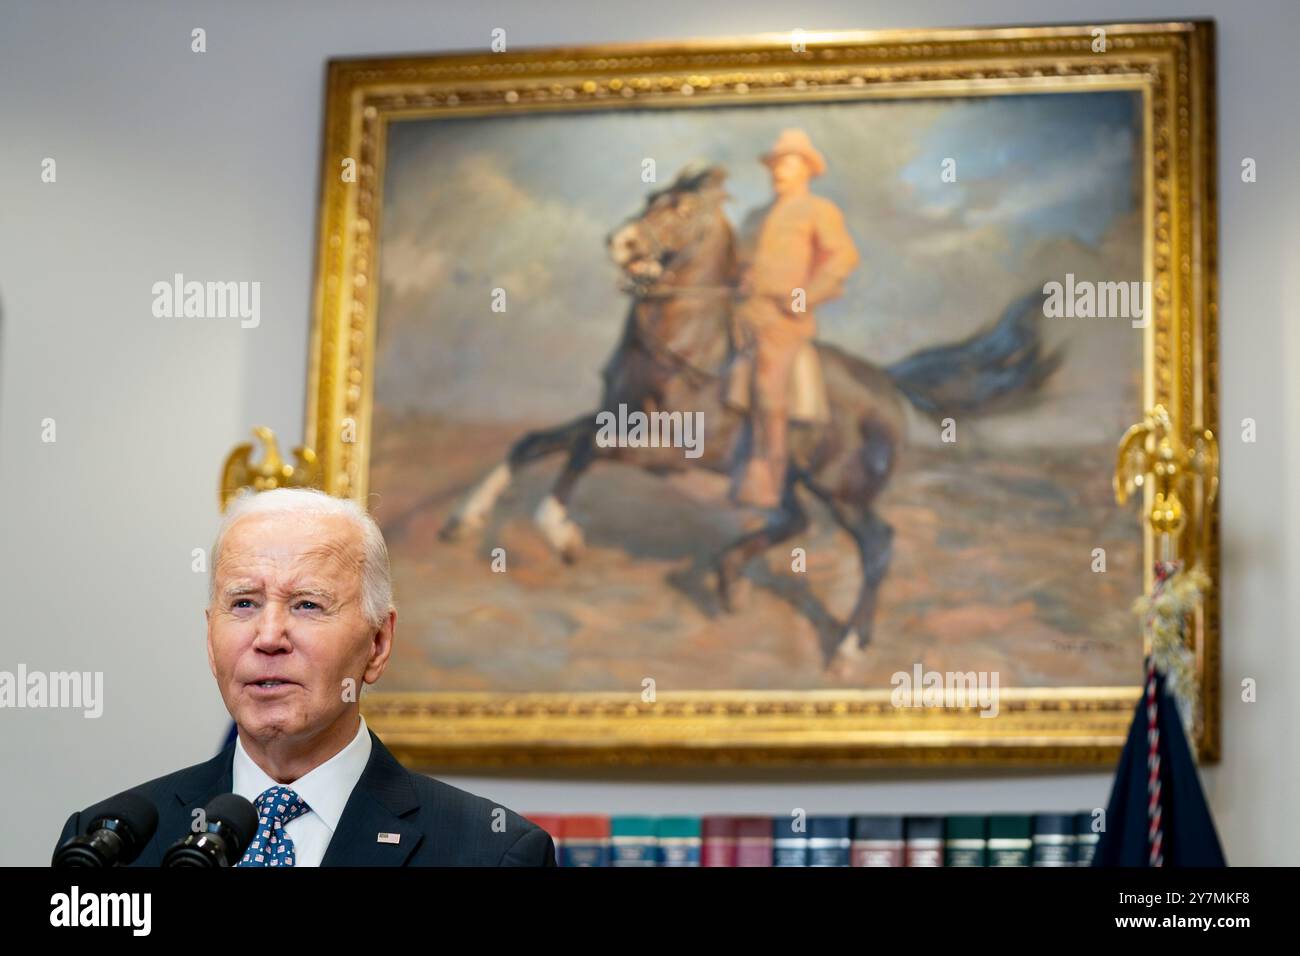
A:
[{"left": 729, "top": 128, "right": 860, "bottom": 508}]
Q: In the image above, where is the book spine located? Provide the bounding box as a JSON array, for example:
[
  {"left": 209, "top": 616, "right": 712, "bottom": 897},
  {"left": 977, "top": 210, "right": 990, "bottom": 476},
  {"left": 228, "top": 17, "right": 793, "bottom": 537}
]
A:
[
  {"left": 773, "top": 840, "right": 809, "bottom": 866},
  {"left": 945, "top": 839, "right": 987, "bottom": 867},
  {"left": 735, "top": 837, "right": 774, "bottom": 867},
  {"left": 1075, "top": 813, "right": 1100, "bottom": 866},
  {"left": 561, "top": 841, "right": 610, "bottom": 867},
  {"left": 1032, "top": 814, "right": 1078, "bottom": 866},
  {"left": 610, "top": 837, "right": 659, "bottom": 866},
  {"left": 809, "top": 838, "right": 851, "bottom": 866},
  {"left": 988, "top": 839, "right": 1032, "bottom": 867},
  {"left": 702, "top": 837, "right": 736, "bottom": 867},
  {"left": 906, "top": 840, "right": 944, "bottom": 867},
  {"left": 851, "top": 840, "right": 905, "bottom": 866},
  {"left": 1032, "top": 834, "right": 1077, "bottom": 866},
  {"left": 659, "top": 836, "right": 700, "bottom": 866}
]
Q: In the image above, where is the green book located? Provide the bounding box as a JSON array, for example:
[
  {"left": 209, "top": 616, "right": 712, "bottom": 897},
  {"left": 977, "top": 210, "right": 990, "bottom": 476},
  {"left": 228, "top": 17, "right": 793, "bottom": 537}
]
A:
[
  {"left": 944, "top": 815, "right": 988, "bottom": 867},
  {"left": 610, "top": 815, "right": 659, "bottom": 866},
  {"left": 987, "top": 814, "right": 1032, "bottom": 867},
  {"left": 657, "top": 816, "right": 702, "bottom": 866}
]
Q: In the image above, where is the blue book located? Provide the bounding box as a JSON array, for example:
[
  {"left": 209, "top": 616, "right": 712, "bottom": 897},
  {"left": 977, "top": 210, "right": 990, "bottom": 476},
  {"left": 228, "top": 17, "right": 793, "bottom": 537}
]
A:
[
  {"left": 773, "top": 816, "right": 810, "bottom": 867},
  {"left": 1032, "top": 813, "right": 1077, "bottom": 866},
  {"left": 1075, "top": 811, "right": 1100, "bottom": 866},
  {"left": 851, "top": 815, "right": 905, "bottom": 866},
  {"left": 808, "top": 816, "right": 852, "bottom": 866},
  {"left": 905, "top": 816, "right": 945, "bottom": 867}
]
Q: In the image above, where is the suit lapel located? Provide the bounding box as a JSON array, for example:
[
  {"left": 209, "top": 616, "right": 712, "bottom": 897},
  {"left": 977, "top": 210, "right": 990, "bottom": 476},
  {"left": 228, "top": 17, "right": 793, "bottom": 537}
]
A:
[
  {"left": 174, "top": 746, "right": 235, "bottom": 806},
  {"left": 143, "top": 743, "right": 235, "bottom": 865},
  {"left": 321, "top": 731, "right": 423, "bottom": 866}
]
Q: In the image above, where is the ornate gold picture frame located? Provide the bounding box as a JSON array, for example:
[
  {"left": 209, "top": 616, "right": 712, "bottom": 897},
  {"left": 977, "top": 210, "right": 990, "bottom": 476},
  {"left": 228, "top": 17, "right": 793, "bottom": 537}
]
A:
[{"left": 305, "top": 21, "right": 1218, "bottom": 767}]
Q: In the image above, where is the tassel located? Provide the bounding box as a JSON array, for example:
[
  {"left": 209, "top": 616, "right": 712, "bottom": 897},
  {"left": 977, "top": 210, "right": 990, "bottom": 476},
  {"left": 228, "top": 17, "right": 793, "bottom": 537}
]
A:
[{"left": 1132, "top": 561, "right": 1208, "bottom": 742}]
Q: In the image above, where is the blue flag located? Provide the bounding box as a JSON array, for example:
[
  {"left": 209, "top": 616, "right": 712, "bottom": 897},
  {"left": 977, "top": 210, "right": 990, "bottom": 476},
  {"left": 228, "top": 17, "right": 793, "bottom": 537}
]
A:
[{"left": 1093, "top": 666, "right": 1226, "bottom": 866}]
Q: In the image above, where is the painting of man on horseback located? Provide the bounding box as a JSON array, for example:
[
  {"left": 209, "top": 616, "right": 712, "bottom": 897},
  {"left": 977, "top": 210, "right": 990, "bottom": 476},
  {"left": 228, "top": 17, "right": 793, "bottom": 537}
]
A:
[{"left": 365, "top": 90, "right": 1144, "bottom": 692}]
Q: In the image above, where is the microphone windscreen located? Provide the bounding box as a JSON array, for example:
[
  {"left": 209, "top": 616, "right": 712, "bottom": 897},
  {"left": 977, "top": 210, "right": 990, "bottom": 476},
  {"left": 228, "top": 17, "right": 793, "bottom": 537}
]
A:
[
  {"left": 204, "top": 793, "right": 259, "bottom": 855},
  {"left": 83, "top": 789, "right": 159, "bottom": 864}
]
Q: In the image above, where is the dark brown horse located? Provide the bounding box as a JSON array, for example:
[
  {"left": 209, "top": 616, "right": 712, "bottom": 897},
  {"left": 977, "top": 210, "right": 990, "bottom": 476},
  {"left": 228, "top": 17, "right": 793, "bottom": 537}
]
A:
[{"left": 440, "top": 164, "right": 1058, "bottom": 672}]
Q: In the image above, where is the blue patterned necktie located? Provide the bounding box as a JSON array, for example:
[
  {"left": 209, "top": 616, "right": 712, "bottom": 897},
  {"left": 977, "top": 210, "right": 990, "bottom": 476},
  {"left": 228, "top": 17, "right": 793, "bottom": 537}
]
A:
[{"left": 237, "top": 786, "right": 311, "bottom": 867}]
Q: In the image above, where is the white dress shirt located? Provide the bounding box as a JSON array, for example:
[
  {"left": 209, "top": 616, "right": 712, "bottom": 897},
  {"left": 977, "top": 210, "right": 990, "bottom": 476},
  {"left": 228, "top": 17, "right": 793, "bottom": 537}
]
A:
[{"left": 232, "top": 714, "right": 373, "bottom": 867}]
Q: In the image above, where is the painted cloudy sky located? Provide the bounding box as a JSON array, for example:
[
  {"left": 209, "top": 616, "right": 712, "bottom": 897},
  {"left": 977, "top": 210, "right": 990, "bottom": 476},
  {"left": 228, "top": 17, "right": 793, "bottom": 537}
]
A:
[{"left": 376, "top": 91, "right": 1144, "bottom": 446}]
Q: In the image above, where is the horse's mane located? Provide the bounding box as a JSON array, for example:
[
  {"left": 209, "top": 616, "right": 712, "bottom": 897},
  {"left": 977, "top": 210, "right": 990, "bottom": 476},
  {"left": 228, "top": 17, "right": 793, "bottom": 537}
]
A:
[{"left": 643, "top": 162, "right": 727, "bottom": 205}]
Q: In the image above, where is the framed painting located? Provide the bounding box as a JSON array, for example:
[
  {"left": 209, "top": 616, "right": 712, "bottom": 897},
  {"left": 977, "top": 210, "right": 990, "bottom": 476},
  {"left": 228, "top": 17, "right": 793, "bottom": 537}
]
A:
[{"left": 305, "top": 21, "right": 1219, "bottom": 767}]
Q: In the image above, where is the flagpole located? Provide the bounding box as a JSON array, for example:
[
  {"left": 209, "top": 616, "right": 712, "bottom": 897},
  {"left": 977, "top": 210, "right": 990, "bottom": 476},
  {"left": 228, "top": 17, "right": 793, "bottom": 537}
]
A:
[{"left": 1113, "top": 404, "right": 1218, "bottom": 867}]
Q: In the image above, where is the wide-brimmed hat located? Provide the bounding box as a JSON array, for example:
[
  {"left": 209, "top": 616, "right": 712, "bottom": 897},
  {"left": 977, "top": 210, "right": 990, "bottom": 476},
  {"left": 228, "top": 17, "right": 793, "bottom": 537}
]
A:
[{"left": 760, "top": 128, "right": 826, "bottom": 177}]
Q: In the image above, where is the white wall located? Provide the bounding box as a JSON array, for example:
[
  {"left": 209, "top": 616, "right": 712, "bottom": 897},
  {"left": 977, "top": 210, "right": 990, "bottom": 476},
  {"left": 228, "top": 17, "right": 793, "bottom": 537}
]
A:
[{"left": 1, "top": 0, "right": 1296, "bottom": 866}]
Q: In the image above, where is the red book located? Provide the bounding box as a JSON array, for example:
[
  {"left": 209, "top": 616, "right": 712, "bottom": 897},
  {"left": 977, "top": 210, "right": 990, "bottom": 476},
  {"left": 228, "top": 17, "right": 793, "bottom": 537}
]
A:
[
  {"left": 735, "top": 816, "right": 774, "bottom": 867},
  {"left": 703, "top": 816, "right": 774, "bottom": 866},
  {"left": 701, "top": 816, "right": 737, "bottom": 867},
  {"left": 560, "top": 814, "right": 611, "bottom": 867}
]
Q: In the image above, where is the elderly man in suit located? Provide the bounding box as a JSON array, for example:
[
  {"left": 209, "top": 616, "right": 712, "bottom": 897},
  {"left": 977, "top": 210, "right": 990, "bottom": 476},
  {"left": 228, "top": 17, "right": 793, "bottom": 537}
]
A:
[
  {"left": 729, "top": 128, "right": 860, "bottom": 508},
  {"left": 55, "top": 488, "right": 555, "bottom": 866}
]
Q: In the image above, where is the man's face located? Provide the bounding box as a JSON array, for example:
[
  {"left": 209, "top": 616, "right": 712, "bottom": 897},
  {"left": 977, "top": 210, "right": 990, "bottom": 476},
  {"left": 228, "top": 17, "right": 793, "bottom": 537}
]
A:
[
  {"left": 768, "top": 152, "right": 812, "bottom": 194},
  {"left": 206, "top": 512, "right": 392, "bottom": 747}
]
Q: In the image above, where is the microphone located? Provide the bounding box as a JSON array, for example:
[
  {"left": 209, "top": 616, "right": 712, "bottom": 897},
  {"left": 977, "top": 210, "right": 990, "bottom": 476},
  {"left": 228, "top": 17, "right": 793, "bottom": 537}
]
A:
[
  {"left": 162, "top": 793, "right": 258, "bottom": 867},
  {"left": 52, "top": 790, "right": 159, "bottom": 868}
]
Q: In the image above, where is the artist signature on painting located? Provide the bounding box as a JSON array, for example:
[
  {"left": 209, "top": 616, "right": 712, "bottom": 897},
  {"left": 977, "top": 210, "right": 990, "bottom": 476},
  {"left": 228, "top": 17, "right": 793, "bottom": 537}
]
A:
[{"left": 1051, "top": 638, "right": 1095, "bottom": 654}]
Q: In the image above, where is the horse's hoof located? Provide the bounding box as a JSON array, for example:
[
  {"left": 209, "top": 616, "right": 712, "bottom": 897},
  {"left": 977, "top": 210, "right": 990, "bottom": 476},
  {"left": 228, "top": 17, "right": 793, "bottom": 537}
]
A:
[
  {"left": 559, "top": 532, "right": 585, "bottom": 564},
  {"left": 535, "top": 496, "right": 585, "bottom": 562},
  {"left": 827, "top": 630, "right": 868, "bottom": 676}
]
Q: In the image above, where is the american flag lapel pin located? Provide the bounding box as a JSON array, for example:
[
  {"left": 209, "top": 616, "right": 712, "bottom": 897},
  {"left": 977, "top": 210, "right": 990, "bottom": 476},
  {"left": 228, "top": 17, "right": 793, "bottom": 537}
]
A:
[{"left": 377, "top": 832, "right": 401, "bottom": 844}]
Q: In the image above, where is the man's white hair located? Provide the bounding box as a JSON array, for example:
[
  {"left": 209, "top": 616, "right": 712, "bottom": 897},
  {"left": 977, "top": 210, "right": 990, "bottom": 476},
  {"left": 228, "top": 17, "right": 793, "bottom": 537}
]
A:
[{"left": 209, "top": 488, "right": 394, "bottom": 628}]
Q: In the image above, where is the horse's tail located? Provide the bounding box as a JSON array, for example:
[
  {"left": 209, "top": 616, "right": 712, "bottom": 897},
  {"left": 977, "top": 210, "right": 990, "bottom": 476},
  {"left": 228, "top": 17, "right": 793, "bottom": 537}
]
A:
[{"left": 883, "top": 288, "right": 1062, "bottom": 417}]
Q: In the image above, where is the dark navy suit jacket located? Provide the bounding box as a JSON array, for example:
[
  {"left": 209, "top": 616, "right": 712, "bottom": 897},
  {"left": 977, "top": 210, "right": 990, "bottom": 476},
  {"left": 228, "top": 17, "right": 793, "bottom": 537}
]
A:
[{"left": 55, "top": 730, "right": 556, "bottom": 866}]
